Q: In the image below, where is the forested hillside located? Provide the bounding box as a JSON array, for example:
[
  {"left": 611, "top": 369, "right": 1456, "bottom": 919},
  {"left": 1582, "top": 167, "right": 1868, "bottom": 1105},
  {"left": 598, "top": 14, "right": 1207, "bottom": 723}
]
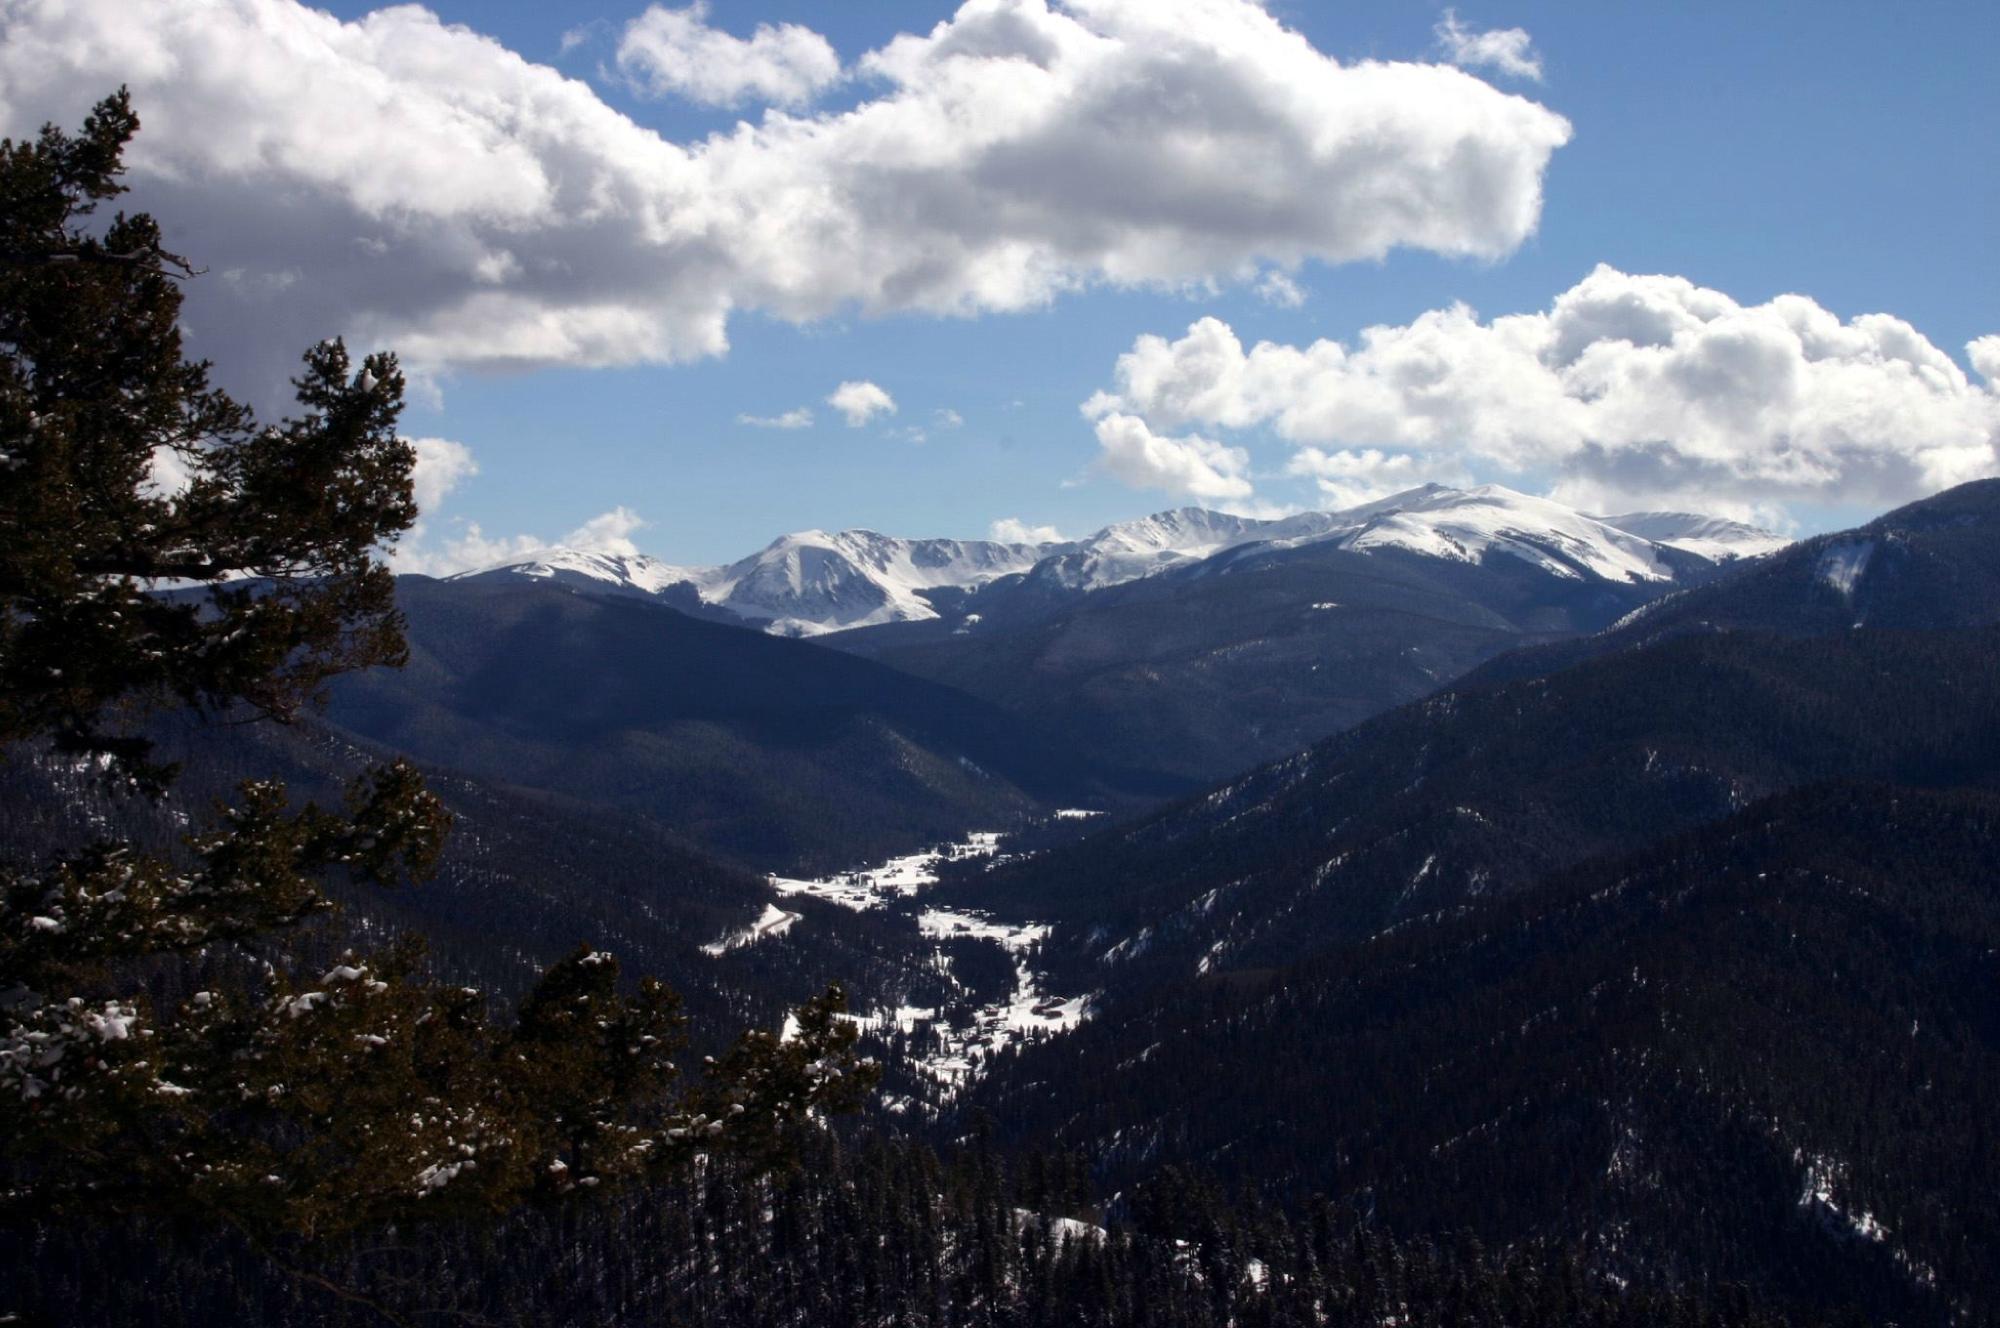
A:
[
  {"left": 968, "top": 782, "right": 2000, "bottom": 1322},
  {"left": 322, "top": 577, "right": 1174, "bottom": 873}
]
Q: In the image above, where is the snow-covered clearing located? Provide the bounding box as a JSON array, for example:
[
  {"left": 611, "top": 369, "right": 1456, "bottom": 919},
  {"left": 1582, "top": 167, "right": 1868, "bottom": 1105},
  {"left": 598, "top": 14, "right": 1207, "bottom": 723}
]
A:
[
  {"left": 699, "top": 902, "right": 800, "bottom": 956},
  {"left": 770, "top": 833, "right": 1002, "bottom": 910},
  {"left": 755, "top": 831, "right": 1091, "bottom": 1094}
]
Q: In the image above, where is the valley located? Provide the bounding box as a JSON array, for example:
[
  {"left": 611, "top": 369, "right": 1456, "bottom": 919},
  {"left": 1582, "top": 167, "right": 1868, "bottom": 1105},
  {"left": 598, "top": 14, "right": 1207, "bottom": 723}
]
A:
[
  {"left": 7, "top": 23, "right": 1995, "bottom": 1325},
  {"left": 757, "top": 830, "right": 1094, "bottom": 1100}
]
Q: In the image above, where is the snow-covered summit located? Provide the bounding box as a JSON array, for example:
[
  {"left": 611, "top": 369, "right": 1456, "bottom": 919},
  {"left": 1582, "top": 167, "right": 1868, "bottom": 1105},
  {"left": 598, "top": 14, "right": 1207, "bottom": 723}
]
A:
[
  {"left": 701, "top": 529, "right": 1052, "bottom": 635},
  {"left": 1030, "top": 506, "right": 1346, "bottom": 591},
  {"left": 456, "top": 549, "right": 710, "bottom": 598},
  {"left": 1598, "top": 511, "right": 1794, "bottom": 562},
  {"left": 1044, "top": 483, "right": 1732, "bottom": 591},
  {"left": 453, "top": 485, "right": 1787, "bottom": 635},
  {"left": 1309, "top": 484, "right": 1678, "bottom": 583}
]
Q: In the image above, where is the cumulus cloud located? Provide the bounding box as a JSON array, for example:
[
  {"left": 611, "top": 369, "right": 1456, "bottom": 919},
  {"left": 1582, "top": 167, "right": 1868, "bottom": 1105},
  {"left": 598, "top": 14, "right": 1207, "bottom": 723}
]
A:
[
  {"left": 990, "top": 517, "right": 1068, "bottom": 544},
  {"left": 394, "top": 503, "right": 651, "bottom": 577},
  {"left": 562, "top": 506, "right": 649, "bottom": 556},
  {"left": 1255, "top": 270, "right": 1307, "bottom": 308},
  {"left": 828, "top": 381, "right": 898, "bottom": 427},
  {"left": 1087, "top": 265, "right": 2000, "bottom": 514},
  {"left": 739, "top": 407, "right": 815, "bottom": 429},
  {"left": 1285, "top": 446, "right": 1444, "bottom": 509},
  {"left": 384, "top": 436, "right": 652, "bottom": 575},
  {"left": 617, "top": 3, "right": 843, "bottom": 108},
  {"left": 408, "top": 437, "right": 479, "bottom": 514},
  {"left": 1434, "top": 9, "right": 1543, "bottom": 82},
  {"left": 0, "top": 0, "right": 1570, "bottom": 398},
  {"left": 1970, "top": 335, "right": 2000, "bottom": 385},
  {"left": 143, "top": 447, "right": 197, "bottom": 500},
  {"left": 1088, "top": 411, "right": 1253, "bottom": 501}
]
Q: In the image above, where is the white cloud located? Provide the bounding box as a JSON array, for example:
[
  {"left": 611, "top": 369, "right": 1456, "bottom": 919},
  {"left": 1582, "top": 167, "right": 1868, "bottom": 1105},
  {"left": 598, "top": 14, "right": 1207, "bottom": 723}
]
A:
[
  {"left": 0, "top": 0, "right": 1570, "bottom": 396},
  {"left": 1089, "top": 411, "right": 1253, "bottom": 501},
  {"left": 828, "top": 380, "right": 898, "bottom": 427},
  {"left": 408, "top": 437, "right": 479, "bottom": 513},
  {"left": 394, "top": 504, "right": 651, "bottom": 577},
  {"left": 386, "top": 436, "right": 649, "bottom": 575},
  {"left": 1285, "top": 446, "right": 1444, "bottom": 509},
  {"left": 1970, "top": 335, "right": 2000, "bottom": 385},
  {"left": 739, "top": 407, "right": 815, "bottom": 429},
  {"left": 1434, "top": 8, "right": 1543, "bottom": 82},
  {"left": 1087, "top": 265, "right": 2000, "bottom": 514},
  {"left": 1255, "top": 270, "right": 1307, "bottom": 308},
  {"left": 560, "top": 21, "right": 610, "bottom": 56},
  {"left": 617, "top": 3, "right": 842, "bottom": 109},
  {"left": 990, "top": 517, "right": 1068, "bottom": 544},
  {"left": 935, "top": 408, "right": 966, "bottom": 429},
  {"left": 143, "top": 447, "right": 197, "bottom": 500},
  {"left": 562, "top": 505, "right": 649, "bottom": 556}
]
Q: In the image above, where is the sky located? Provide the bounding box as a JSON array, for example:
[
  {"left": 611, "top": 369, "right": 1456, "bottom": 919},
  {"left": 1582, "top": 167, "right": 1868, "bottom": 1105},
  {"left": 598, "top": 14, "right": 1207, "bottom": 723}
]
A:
[{"left": 1, "top": 0, "right": 1996, "bottom": 570}]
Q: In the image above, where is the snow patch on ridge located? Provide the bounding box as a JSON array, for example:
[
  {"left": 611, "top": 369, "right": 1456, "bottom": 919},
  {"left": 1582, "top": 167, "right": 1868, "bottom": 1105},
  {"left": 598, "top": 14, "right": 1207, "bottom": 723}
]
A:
[
  {"left": 699, "top": 902, "right": 800, "bottom": 956},
  {"left": 1817, "top": 540, "right": 1874, "bottom": 599}
]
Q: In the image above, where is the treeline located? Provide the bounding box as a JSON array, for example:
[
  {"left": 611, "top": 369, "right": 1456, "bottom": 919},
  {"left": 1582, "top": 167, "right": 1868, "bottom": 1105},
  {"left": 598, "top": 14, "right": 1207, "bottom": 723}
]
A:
[{"left": 1, "top": 1130, "right": 1843, "bottom": 1328}]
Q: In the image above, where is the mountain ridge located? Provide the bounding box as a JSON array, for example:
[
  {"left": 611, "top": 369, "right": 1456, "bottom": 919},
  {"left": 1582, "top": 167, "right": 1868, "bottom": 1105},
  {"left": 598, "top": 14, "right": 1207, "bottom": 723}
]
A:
[{"left": 452, "top": 483, "right": 1788, "bottom": 638}]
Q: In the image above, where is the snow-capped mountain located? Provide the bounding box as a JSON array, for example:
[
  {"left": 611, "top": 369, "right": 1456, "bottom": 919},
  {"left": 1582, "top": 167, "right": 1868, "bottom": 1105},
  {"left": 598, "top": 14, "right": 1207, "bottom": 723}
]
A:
[
  {"left": 453, "top": 485, "right": 1787, "bottom": 636},
  {"left": 474, "top": 548, "right": 712, "bottom": 598},
  {"left": 1022, "top": 506, "right": 1337, "bottom": 591},
  {"left": 1027, "top": 484, "right": 1781, "bottom": 593},
  {"left": 1597, "top": 511, "right": 1795, "bottom": 561},
  {"left": 700, "top": 531, "right": 1051, "bottom": 635},
  {"left": 1304, "top": 484, "right": 1676, "bottom": 583},
  {"left": 454, "top": 532, "right": 1055, "bottom": 636}
]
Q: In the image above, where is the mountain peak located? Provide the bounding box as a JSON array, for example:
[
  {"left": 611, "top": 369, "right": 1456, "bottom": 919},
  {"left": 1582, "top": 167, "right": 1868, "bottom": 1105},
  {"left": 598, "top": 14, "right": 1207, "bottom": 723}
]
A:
[
  {"left": 451, "top": 548, "right": 708, "bottom": 598},
  {"left": 452, "top": 485, "right": 1790, "bottom": 633},
  {"left": 1598, "top": 511, "right": 1792, "bottom": 561}
]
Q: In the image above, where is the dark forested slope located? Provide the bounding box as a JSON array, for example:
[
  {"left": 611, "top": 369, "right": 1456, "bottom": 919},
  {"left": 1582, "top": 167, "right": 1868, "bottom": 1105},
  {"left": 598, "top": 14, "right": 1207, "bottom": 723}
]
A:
[
  {"left": 969, "top": 782, "right": 2000, "bottom": 1324},
  {"left": 839, "top": 533, "right": 1692, "bottom": 782},
  {"left": 323, "top": 577, "right": 1177, "bottom": 873}
]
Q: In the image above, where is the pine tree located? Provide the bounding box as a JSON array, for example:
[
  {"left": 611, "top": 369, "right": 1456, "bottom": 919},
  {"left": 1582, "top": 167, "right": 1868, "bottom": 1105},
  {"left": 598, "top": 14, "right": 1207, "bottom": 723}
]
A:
[{"left": 0, "top": 92, "right": 874, "bottom": 1251}]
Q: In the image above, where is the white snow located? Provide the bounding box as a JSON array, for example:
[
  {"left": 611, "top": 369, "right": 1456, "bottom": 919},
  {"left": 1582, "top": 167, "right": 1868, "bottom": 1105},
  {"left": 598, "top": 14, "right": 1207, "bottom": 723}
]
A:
[
  {"left": 1013, "top": 1209, "right": 1109, "bottom": 1244},
  {"left": 1318, "top": 485, "right": 1676, "bottom": 583},
  {"left": 1798, "top": 1151, "right": 1889, "bottom": 1244},
  {"left": 457, "top": 483, "right": 1781, "bottom": 633},
  {"left": 458, "top": 548, "right": 709, "bottom": 598},
  {"left": 699, "top": 902, "right": 801, "bottom": 956},
  {"left": 702, "top": 530, "right": 1049, "bottom": 635},
  {"left": 770, "top": 833, "right": 1003, "bottom": 911},
  {"left": 1600, "top": 511, "right": 1793, "bottom": 561},
  {"left": 762, "top": 832, "right": 1089, "bottom": 1093},
  {"left": 1816, "top": 539, "right": 1875, "bottom": 599},
  {"left": 895, "top": 917, "right": 1089, "bottom": 1088}
]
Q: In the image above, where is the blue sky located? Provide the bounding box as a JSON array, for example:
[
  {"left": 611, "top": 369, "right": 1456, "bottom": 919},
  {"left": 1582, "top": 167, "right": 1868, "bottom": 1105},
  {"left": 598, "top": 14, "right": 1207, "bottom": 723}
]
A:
[{"left": 4, "top": 0, "right": 1996, "bottom": 565}]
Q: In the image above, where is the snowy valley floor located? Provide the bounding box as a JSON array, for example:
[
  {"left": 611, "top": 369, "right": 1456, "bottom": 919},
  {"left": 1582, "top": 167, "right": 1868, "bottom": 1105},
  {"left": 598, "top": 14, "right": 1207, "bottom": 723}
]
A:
[{"left": 703, "top": 827, "right": 1094, "bottom": 1099}]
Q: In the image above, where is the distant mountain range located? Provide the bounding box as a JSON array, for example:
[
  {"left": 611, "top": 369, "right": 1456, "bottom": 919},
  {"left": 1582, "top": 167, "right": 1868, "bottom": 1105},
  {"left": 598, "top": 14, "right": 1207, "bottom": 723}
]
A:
[
  {"left": 453, "top": 483, "right": 1789, "bottom": 638},
  {"left": 442, "top": 485, "right": 1791, "bottom": 786}
]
